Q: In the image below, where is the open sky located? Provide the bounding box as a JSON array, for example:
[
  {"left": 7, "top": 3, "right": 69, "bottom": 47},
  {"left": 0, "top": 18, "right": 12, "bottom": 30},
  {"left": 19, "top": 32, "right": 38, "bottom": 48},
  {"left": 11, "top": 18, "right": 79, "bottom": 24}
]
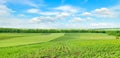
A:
[{"left": 0, "top": 0, "right": 120, "bottom": 29}]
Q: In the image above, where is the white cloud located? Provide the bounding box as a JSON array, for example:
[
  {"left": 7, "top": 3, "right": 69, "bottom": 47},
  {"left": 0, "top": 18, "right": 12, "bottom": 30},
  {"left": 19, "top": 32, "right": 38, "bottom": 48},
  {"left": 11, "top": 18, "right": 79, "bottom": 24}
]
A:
[
  {"left": 0, "top": 17, "right": 31, "bottom": 28},
  {"left": 70, "top": 17, "right": 94, "bottom": 22},
  {"left": 39, "top": 12, "right": 59, "bottom": 15},
  {"left": 54, "top": 5, "right": 79, "bottom": 13},
  {"left": 70, "top": 17, "right": 85, "bottom": 22},
  {"left": 23, "top": 0, "right": 38, "bottom": 7},
  {"left": 0, "top": 16, "right": 59, "bottom": 29},
  {"left": 94, "top": 8, "right": 112, "bottom": 15},
  {"left": 17, "top": 14, "right": 25, "bottom": 17},
  {"left": 7, "top": 0, "right": 39, "bottom": 8},
  {"left": 110, "top": 4, "right": 120, "bottom": 17},
  {"left": 110, "top": 4, "right": 120, "bottom": 11},
  {"left": 27, "top": 8, "right": 59, "bottom": 15},
  {"left": 81, "top": 12, "right": 92, "bottom": 16},
  {"left": 0, "top": 0, "right": 6, "bottom": 4},
  {"left": 30, "top": 12, "right": 71, "bottom": 23},
  {"left": 30, "top": 16, "right": 55, "bottom": 23},
  {"left": 27, "top": 8, "right": 40, "bottom": 13},
  {"left": 0, "top": 2, "right": 14, "bottom": 17},
  {"left": 27, "top": 5, "right": 81, "bottom": 22},
  {"left": 93, "top": 8, "right": 117, "bottom": 18},
  {"left": 56, "top": 12, "right": 70, "bottom": 19},
  {"left": 80, "top": 7, "right": 119, "bottom": 19},
  {"left": 27, "top": 5, "right": 80, "bottom": 16},
  {"left": 1, "top": 0, "right": 120, "bottom": 29},
  {"left": 85, "top": 17, "right": 94, "bottom": 20},
  {"left": 90, "top": 23, "right": 109, "bottom": 27},
  {"left": 89, "top": 22, "right": 120, "bottom": 28}
]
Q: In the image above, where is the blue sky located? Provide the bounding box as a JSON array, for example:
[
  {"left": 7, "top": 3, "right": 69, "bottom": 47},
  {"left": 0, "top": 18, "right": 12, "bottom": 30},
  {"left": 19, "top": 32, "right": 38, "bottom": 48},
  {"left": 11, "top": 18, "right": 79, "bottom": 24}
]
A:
[{"left": 0, "top": 0, "right": 120, "bottom": 29}]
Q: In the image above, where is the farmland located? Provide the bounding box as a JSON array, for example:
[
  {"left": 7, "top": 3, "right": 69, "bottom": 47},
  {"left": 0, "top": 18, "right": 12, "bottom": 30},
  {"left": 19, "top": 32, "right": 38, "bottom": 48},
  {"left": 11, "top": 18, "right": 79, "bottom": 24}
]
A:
[{"left": 0, "top": 33, "right": 120, "bottom": 58}]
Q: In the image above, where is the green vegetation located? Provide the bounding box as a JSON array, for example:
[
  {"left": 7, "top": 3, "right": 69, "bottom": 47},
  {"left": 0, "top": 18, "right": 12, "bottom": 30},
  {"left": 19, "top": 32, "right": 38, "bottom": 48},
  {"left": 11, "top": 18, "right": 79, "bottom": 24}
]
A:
[
  {"left": 0, "top": 28, "right": 106, "bottom": 33},
  {"left": 106, "top": 31, "right": 120, "bottom": 39},
  {"left": 1, "top": 33, "right": 120, "bottom": 58},
  {"left": 0, "top": 28, "right": 120, "bottom": 58},
  {"left": 0, "top": 33, "right": 64, "bottom": 47}
]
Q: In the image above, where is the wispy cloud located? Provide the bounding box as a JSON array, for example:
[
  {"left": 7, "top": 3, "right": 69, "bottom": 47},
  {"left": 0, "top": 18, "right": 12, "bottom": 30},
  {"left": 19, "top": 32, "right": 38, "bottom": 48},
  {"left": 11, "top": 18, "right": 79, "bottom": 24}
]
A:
[
  {"left": 54, "top": 5, "right": 79, "bottom": 13},
  {"left": 0, "top": 0, "right": 14, "bottom": 17},
  {"left": 90, "top": 22, "right": 120, "bottom": 28},
  {"left": 6, "top": 0, "right": 41, "bottom": 8},
  {"left": 28, "top": 5, "right": 80, "bottom": 23},
  {"left": 0, "top": 0, "right": 7, "bottom": 4}
]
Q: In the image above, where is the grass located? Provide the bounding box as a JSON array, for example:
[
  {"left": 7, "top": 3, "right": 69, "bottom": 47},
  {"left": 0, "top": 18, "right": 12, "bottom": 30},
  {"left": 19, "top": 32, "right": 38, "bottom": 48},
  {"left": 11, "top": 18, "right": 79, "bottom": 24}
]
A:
[
  {"left": 0, "top": 33, "right": 64, "bottom": 47},
  {"left": 0, "top": 33, "right": 120, "bottom": 58}
]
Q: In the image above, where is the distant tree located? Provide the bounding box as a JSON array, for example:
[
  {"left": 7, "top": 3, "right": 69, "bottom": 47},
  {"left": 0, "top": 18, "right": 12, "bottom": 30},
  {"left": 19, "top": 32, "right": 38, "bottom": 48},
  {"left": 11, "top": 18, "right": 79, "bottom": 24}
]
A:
[
  {"left": 107, "top": 31, "right": 120, "bottom": 39},
  {"left": 0, "top": 28, "right": 106, "bottom": 33}
]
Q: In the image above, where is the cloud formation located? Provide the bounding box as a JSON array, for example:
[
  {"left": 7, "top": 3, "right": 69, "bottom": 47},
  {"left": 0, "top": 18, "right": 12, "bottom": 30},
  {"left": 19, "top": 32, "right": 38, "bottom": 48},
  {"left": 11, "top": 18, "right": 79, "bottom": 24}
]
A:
[
  {"left": 81, "top": 12, "right": 92, "bottom": 16},
  {"left": 90, "top": 22, "right": 120, "bottom": 28},
  {"left": 0, "top": 0, "right": 120, "bottom": 28},
  {"left": 30, "top": 16, "right": 55, "bottom": 23},
  {"left": 93, "top": 8, "right": 117, "bottom": 18},
  {"left": 29, "top": 5, "right": 80, "bottom": 23},
  {"left": 0, "top": 0, "right": 14, "bottom": 17},
  {"left": 54, "top": 5, "right": 79, "bottom": 13}
]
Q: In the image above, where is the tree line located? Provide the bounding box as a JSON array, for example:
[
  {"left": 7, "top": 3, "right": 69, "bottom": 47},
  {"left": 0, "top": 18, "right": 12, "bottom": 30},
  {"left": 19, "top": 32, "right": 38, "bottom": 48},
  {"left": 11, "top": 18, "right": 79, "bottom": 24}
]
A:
[
  {"left": 0, "top": 28, "right": 106, "bottom": 33},
  {"left": 106, "top": 31, "right": 120, "bottom": 39},
  {"left": 0, "top": 28, "right": 120, "bottom": 39}
]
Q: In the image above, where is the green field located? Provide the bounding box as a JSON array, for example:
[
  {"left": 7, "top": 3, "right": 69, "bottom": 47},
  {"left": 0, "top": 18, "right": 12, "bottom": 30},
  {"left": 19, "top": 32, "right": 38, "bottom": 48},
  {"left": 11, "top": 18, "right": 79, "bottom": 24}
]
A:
[{"left": 0, "top": 33, "right": 120, "bottom": 58}]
